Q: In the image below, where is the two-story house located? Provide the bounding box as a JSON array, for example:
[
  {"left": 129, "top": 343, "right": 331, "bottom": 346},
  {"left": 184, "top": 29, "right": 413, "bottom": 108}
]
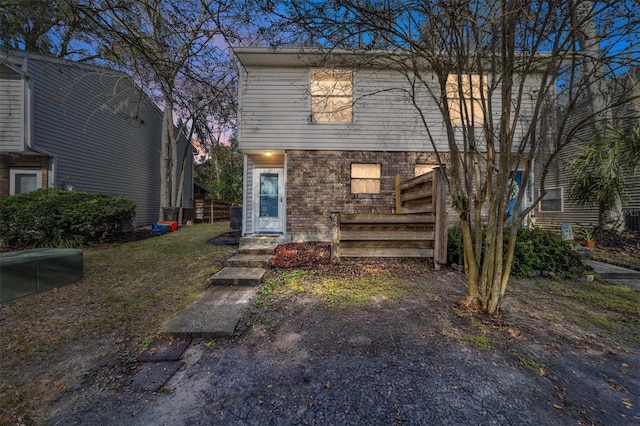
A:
[
  {"left": 535, "top": 69, "right": 640, "bottom": 232},
  {"left": 0, "top": 49, "right": 194, "bottom": 227},
  {"left": 235, "top": 47, "right": 541, "bottom": 242}
]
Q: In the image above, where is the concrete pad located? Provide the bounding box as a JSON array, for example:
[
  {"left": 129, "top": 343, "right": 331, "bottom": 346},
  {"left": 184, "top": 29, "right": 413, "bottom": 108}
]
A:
[
  {"left": 585, "top": 260, "right": 640, "bottom": 279},
  {"left": 207, "top": 267, "right": 265, "bottom": 286},
  {"left": 138, "top": 338, "right": 191, "bottom": 362},
  {"left": 132, "top": 361, "right": 184, "bottom": 392},
  {"left": 226, "top": 254, "right": 272, "bottom": 268},
  {"left": 162, "top": 287, "right": 258, "bottom": 339}
]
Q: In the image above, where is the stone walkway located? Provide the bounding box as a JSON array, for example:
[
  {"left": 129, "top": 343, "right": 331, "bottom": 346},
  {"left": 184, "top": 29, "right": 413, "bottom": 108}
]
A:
[
  {"left": 162, "top": 235, "right": 288, "bottom": 339},
  {"left": 584, "top": 259, "right": 640, "bottom": 292}
]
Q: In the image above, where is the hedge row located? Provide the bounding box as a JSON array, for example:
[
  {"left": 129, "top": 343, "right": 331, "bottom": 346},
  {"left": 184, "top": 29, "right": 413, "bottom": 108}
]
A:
[{"left": 0, "top": 188, "right": 136, "bottom": 248}]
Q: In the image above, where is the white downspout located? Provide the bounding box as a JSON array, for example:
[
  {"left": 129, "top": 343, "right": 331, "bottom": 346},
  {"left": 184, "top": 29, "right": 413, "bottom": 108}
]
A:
[{"left": 242, "top": 154, "right": 248, "bottom": 236}]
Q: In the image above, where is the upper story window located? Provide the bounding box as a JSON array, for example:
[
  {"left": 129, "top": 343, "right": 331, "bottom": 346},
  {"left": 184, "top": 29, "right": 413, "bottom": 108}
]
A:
[
  {"left": 310, "top": 69, "right": 353, "bottom": 123},
  {"left": 446, "top": 74, "right": 487, "bottom": 125}
]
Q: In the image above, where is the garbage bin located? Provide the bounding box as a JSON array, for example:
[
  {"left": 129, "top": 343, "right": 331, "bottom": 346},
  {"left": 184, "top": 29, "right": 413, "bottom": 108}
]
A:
[
  {"left": 161, "top": 207, "right": 178, "bottom": 222},
  {"left": 230, "top": 206, "right": 242, "bottom": 230}
]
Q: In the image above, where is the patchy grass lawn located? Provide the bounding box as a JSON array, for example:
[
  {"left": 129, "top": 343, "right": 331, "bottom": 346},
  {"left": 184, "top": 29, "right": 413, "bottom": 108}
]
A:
[{"left": 0, "top": 222, "right": 234, "bottom": 425}]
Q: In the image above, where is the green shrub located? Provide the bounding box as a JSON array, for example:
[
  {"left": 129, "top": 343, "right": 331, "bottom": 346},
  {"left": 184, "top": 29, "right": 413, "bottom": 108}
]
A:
[
  {"left": 447, "top": 224, "right": 584, "bottom": 279},
  {"left": 0, "top": 188, "right": 136, "bottom": 248},
  {"left": 447, "top": 225, "right": 463, "bottom": 265},
  {"left": 511, "top": 227, "right": 584, "bottom": 278}
]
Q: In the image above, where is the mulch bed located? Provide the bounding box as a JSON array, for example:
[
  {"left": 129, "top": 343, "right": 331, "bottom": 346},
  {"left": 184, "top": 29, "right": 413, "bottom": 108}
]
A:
[{"left": 268, "top": 242, "right": 331, "bottom": 268}]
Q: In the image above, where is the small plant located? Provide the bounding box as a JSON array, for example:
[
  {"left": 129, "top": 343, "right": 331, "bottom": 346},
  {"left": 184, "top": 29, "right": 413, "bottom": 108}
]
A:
[{"left": 576, "top": 223, "right": 600, "bottom": 242}]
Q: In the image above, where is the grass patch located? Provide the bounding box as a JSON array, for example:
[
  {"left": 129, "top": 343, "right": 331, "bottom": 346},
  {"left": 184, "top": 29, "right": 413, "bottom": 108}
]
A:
[
  {"left": 253, "top": 270, "right": 418, "bottom": 312},
  {"left": 532, "top": 279, "right": 640, "bottom": 347},
  {"left": 0, "top": 222, "right": 234, "bottom": 424},
  {"left": 515, "top": 353, "right": 545, "bottom": 376},
  {"left": 463, "top": 334, "right": 491, "bottom": 350}
]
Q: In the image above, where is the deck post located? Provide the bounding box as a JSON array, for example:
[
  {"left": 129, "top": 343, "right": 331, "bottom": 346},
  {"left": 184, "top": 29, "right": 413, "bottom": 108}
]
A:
[
  {"left": 395, "top": 174, "right": 402, "bottom": 214},
  {"left": 433, "top": 168, "right": 448, "bottom": 266},
  {"left": 331, "top": 212, "right": 341, "bottom": 263}
]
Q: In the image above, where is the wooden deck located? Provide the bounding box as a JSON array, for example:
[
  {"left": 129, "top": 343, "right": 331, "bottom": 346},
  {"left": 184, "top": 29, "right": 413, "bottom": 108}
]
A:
[{"left": 331, "top": 168, "right": 447, "bottom": 265}]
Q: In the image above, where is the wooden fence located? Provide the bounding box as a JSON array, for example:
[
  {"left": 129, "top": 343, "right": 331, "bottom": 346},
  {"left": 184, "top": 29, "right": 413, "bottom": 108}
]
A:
[
  {"left": 331, "top": 168, "right": 447, "bottom": 266},
  {"left": 195, "top": 199, "right": 232, "bottom": 223}
]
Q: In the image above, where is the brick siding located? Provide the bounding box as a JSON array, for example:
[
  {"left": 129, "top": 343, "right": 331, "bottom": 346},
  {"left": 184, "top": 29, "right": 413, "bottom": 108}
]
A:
[
  {"left": 0, "top": 153, "right": 49, "bottom": 197},
  {"left": 286, "top": 150, "right": 449, "bottom": 240}
]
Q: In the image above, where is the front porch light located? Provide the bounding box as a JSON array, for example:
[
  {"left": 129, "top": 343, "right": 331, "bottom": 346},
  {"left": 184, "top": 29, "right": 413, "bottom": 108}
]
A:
[{"left": 264, "top": 151, "right": 272, "bottom": 157}]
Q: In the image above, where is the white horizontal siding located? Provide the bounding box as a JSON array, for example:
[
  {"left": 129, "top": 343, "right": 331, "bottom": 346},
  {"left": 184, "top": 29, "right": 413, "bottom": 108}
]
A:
[
  {"left": 0, "top": 64, "right": 25, "bottom": 151},
  {"left": 239, "top": 66, "right": 541, "bottom": 154},
  {"left": 238, "top": 67, "right": 445, "bottom": 152}
]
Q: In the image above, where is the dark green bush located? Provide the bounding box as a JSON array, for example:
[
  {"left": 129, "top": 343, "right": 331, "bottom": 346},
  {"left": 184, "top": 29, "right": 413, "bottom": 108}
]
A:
[
  {"left": 0, "top": 188, "right": 136, "bottom": 248},
  {"left": 511, "top": 227, "right": 585, "bottom": 278},
  {"left": 447, "top": 224, "right": 585, "bottom": 279},
  {"left": 447, "top": 224, "right": 463, "bottom": 265}
]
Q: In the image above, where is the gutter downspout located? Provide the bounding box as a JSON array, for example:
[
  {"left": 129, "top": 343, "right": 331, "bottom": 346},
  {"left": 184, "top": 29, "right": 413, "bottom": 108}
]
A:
[{"left": 242, "top": 154, "right": 248, "bottom": 236}]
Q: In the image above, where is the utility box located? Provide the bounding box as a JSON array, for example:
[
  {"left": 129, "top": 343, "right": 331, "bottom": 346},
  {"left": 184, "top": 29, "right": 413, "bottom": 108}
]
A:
[{"left": 0, "top": 248, "right": 83, "bottom": 302}]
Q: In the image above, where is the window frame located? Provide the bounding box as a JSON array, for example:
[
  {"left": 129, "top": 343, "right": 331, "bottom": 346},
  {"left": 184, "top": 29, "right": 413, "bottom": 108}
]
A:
[
  {"left": 350, "top": 163, "right": 381, "bottom": 194},
  {"left": 446, "top": 73, "right": 488, "bottom": 126},
  {"left": 310, "top": 68, "right": 354, "bottom": 124},
  {"left": 10, "top": 168, "right": 43, "bottom": 195},
  {"left": 538, "top": 187, "right": 563, "bottom": 213}
]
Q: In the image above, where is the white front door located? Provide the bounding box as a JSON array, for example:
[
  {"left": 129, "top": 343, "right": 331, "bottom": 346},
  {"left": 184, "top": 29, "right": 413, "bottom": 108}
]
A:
[{"left": 253, "top": 168, "right": 284, "bottom": 233}]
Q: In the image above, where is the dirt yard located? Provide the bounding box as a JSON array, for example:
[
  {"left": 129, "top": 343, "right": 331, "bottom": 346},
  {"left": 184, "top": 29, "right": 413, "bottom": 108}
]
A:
[{"left": 3, "top": 230, "right": 639, "bottom": 425}]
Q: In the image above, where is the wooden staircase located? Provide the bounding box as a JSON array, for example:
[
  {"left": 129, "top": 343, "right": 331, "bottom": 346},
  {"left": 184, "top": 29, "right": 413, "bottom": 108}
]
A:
[{"left": 331, "top": 168, "right": 447, "bottom": 266}]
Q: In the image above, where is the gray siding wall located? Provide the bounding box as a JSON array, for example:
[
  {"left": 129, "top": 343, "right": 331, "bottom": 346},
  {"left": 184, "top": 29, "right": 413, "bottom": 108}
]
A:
[
  {"left": 238, "top": 66, "right": 540, "bottom": 153},
  {"left": 23, "top": 55, "right": 190, "bottom": 227},
  {"left": 0, "top": 64, "right": 25, "bottom": 151},
  {"left": 535, "top": 107, "right": 640, "bottom": 230}
]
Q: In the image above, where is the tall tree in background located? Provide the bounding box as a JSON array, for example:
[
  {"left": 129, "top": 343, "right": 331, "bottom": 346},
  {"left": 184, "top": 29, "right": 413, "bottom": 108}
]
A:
[
  {"left": 269, "top": 0, "right": 640, "bottom": 313},
  {"left": 73, "top": 0, "right": 240, "bottom": 218},
  {"left": 0, "top": 0, "right": 89, "bottom": 57}
]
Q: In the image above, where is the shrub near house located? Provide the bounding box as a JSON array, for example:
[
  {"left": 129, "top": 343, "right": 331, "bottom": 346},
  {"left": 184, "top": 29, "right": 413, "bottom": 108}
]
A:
[{"left": 0, "top": 189, "right": 136, "bottom": 248}]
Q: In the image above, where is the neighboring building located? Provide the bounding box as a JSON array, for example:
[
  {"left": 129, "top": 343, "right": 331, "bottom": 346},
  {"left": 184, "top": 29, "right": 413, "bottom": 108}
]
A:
[
  {"left": 0, "top": 49, "right": 194, "bottom": 227},
  {"left": 234, "top": 47, "right": 542, "bottom": 241},
  {"left": 535, "top": 71, "right": 640, "bottom": 231}
]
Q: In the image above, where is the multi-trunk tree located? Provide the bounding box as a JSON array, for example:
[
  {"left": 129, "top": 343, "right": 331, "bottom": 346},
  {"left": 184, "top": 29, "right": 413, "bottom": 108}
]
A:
[{"left": 268, "top": 0, "right": 640, "bottom": 313}]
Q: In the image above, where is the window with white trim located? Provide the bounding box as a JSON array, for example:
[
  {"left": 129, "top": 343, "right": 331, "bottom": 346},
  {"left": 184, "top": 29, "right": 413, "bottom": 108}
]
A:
[
  {"left": 539, "top": 188, "right": 562, "bottom": 212},
  {"left": 446, "top": 74, "right": 487, "bottom": 125},
  {"left": 351, "top": 163, "right": 380, "bottom": 194},
  {"left": 10, "top": 169, "right": 42, "bottom": 195},
  {"left": 310, "top": 69, "right": 353, "bottom": 123}
]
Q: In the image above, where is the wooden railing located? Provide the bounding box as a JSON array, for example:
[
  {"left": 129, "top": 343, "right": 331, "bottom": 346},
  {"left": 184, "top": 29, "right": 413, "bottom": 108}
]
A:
[
  {"left": 194, "top": 199, "right": 232, "bottom": 223},
  {"left": 331, "top": 168, "right": 447, "bottom": 266}
]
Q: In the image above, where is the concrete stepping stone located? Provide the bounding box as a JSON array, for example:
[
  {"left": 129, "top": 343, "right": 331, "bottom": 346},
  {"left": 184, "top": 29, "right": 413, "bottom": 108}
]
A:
[
  {"left": 162, "top": 286, "right": 258, "bottom": 339},
  {"left": 207, "top": 267, "right": 265, "bottom": 286},
  {"left": 138, "top": 338, "right": 191, "bottom": 362},
  {"left": 226, "top": 254, "right": 272, "bottom": 268}
]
